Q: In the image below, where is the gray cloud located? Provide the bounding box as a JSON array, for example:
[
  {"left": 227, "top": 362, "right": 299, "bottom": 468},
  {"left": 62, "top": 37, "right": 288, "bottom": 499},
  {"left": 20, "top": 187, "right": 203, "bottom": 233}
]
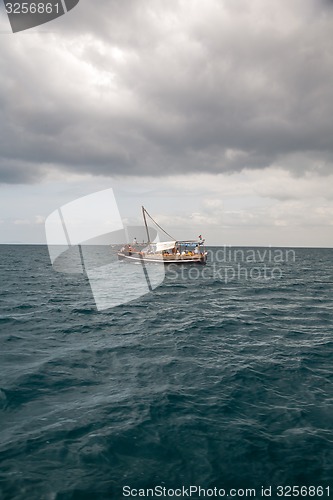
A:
[{"left": 1, "top": 0, "right": 333, "bottom": 183}]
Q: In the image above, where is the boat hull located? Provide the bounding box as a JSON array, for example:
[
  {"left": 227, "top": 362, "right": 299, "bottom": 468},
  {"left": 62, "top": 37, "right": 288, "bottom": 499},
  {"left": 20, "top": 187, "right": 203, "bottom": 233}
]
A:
[{"left": 117, "top": 252, "right": 207, "bottom": 264}]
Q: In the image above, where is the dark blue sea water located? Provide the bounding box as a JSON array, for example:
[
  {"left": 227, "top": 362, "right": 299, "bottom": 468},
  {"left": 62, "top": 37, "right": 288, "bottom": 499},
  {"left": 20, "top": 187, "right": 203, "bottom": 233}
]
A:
[{"left": 1, "top": 245, "right": 333, "bottom": 500}]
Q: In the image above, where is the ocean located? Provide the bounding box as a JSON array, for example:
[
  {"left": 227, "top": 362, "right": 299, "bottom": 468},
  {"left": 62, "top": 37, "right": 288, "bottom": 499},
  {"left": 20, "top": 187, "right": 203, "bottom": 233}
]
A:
[{"left": 0, "top": 245, "right": 333, "bottom": 500}]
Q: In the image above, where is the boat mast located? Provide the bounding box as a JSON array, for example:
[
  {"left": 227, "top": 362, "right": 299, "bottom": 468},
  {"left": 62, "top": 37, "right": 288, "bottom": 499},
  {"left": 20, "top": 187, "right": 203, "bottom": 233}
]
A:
[
  {"left": 142, "top": 206, "right": 150, "bottom": 243},
  {"left": 142, "top": 206, "right": 176, "bottom": 241}
]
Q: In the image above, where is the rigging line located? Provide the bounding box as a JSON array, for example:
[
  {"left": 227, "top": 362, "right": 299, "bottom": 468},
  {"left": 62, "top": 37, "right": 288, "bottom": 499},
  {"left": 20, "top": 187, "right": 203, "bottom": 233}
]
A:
[{"left": 143, "top": 207, "right": 176, "bottom": 241}]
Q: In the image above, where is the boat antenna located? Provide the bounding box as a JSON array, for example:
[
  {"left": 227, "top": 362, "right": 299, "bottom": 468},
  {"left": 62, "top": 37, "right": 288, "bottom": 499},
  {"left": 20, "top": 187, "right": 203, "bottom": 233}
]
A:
[
  {"left": 142, "top": 206, "right": 151, "bottom": 243},
  {"left": 142, "top": 206, "right": 176, "bottom": 240}
]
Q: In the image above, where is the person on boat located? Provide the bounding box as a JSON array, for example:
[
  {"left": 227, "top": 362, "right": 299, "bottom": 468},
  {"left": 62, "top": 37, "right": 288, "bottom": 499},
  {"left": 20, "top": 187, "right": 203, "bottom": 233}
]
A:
[{"left": 194, "top": 245, "right": 199, "bottom": 255}]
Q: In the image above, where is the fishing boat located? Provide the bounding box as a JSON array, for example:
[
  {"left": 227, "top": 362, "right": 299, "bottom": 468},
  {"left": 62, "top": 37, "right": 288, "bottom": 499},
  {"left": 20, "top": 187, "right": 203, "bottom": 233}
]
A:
[{"left": 118, "top": 207, "right": 207, "bottom": 264}]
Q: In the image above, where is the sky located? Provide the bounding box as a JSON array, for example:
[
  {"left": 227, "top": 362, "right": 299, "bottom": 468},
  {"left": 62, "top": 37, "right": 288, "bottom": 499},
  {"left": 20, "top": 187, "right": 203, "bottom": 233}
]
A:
[{"left": 0, "top": 0, "right": 333, "bottom": 246}]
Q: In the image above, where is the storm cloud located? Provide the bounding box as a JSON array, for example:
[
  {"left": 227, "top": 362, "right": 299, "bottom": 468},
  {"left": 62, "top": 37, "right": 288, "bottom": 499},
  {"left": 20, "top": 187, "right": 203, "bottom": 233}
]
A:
[{"left": 1, "top": 0, "right": 333, "bottom": 183}]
